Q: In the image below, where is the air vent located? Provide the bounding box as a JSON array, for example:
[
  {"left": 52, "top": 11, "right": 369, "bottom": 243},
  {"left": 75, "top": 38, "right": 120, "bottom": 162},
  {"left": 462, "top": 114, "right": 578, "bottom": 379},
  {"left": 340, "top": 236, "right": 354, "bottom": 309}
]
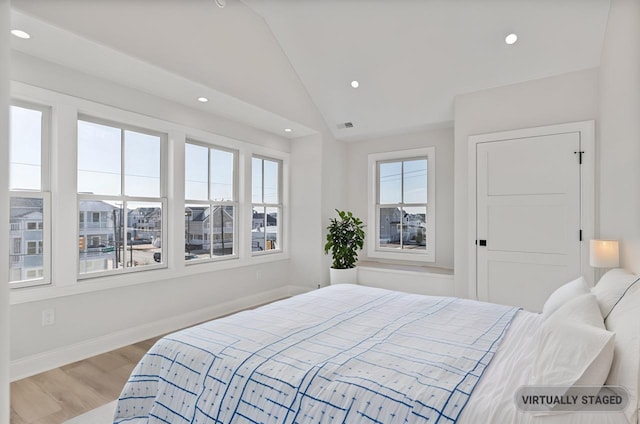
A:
[{"left": 337, "top": 122, "right": 354, "bottom": 129}]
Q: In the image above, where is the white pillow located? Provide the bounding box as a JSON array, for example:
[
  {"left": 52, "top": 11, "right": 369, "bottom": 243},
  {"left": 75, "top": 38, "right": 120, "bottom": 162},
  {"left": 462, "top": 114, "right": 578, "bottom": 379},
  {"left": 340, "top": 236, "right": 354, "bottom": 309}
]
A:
[
  {"left": 542, "top": 276, "right": 589, "bottom": 317},
  {"left": 532, "top": 293, "right": 615, "bottom": 390},
  {"left": 592, "top": 268, "right": 640, "bottom": 318},
  {"left": 604, "top": 282, "right": 640, "bottom": 423}
]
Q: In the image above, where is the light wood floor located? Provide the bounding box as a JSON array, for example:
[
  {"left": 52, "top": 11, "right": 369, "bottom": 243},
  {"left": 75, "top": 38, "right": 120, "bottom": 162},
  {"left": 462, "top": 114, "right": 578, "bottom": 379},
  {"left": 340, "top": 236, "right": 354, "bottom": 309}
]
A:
[{"left": 10, "top": 336, "right": 162, "bottom": 424}]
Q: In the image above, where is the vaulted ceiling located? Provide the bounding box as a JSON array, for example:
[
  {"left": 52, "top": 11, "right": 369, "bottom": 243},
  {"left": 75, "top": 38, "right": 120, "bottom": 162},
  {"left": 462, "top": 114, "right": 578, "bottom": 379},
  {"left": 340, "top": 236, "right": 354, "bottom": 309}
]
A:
[{"left": 10, "top": 0, "right": 610, "bottom": 141}]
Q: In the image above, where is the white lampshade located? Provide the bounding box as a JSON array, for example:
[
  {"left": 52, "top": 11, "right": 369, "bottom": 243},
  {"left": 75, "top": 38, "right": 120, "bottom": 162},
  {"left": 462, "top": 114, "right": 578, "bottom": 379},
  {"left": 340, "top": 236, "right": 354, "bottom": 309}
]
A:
[{"left": 589, "top": 239, "right": 620, "bottom": 268}]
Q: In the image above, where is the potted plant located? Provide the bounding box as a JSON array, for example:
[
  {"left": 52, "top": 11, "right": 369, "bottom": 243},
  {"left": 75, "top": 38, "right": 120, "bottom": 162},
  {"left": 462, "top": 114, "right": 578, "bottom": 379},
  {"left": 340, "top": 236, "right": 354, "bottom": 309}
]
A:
[{"left": 324, "top": 209, "right": 365, "bottom": 284}]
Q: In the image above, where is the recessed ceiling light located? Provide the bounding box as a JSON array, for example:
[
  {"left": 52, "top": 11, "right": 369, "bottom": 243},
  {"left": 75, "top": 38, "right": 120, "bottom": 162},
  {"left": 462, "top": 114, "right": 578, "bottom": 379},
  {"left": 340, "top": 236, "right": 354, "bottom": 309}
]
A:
[
  {"left": 351, "top": 80, "right": 359, "bottom": 89},
  {"left": 197, "top": 97, "right": 209, "bottom": 103},
  {"left": 11, "top": 29, "right": 31, "bottom": 39},
  {"left": 284, "top": 128, "right": 292, "bottom": 133},
  {"left": 505, "top": 33, "right": 518, "bottom": 45}
]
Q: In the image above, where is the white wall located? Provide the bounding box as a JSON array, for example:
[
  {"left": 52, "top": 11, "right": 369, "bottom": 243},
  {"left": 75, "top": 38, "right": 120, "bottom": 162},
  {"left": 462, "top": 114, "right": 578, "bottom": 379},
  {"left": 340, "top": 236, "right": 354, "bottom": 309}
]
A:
[
  {"left": 346, "top": 128, "right": 455, "bottom": 269},
  {"left": 0, "top": 0, "right": 10, "bottom": 419},
  {"left": 598, "top": 0, "right": 640, "bottom": 273},
  {"left": 321, "top": 135, "right": 349, "bottom": 281},
  {"left": 289, "top": 132, "right": 349, "bottom": 289},
  {"left": 454, "top": 68, "right": 599, "bottom": 297},
  {"left": 289, "top": 134, "right": 324, "bottom": 288}
]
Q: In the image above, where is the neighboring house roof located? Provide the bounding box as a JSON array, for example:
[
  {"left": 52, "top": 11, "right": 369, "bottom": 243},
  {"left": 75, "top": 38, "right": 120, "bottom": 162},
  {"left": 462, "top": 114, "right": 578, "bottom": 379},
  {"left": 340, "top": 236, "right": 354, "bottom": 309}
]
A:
[
  {"left": 186, "top": 206, "right": 208, "bottom": 222},
  {"left": 10, "top": 197, "right": 43, "bottom": 220},
  {"left": 79, "top": 200, "right": 118, "bottom": 212},
  {"left": 187, "top": 206, "right": 233, "bottom": 222},
  {"left": 253, "top": 211, "right": 277, "bottom": 226}
]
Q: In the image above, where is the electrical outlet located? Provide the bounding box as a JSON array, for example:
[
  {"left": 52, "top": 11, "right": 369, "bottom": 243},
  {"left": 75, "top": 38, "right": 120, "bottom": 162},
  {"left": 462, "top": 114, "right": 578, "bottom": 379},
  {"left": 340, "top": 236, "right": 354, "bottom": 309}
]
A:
[{"left": 41, "top": 308, "right": 55, "bottom": 327}]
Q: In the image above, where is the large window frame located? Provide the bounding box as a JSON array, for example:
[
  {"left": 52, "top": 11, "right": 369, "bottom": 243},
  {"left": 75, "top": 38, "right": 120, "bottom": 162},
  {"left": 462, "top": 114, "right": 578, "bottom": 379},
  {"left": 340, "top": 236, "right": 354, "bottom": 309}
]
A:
[
  {"left": 184, "top": 140, "right": 239, "bottom": 264},
  {"left": 251, "top": 155, "right": 283, "bottom": 256},
  {"left": 9, "top": 83, "right": 291, "bottom": 304},
  {"left": 8, "top": 100, "right": 51, "bottom": 289},
  {"left": 368, "top": 147, "right": 436, "bottom": 262},
  {"left": 77, "top": 115, "right": 167, "bottom": 279}
]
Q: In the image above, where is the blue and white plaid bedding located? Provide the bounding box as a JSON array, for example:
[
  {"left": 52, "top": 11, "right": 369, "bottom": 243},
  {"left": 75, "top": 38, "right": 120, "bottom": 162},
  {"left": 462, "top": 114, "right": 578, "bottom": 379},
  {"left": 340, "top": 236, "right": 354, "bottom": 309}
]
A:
[{"left": 114, "top": 285, "right": 519, "bottom": 424}]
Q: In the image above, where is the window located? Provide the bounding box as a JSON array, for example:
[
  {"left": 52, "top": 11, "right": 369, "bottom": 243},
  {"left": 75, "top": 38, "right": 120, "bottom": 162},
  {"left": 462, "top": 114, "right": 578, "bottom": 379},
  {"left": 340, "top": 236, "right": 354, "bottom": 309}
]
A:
[
  {"left": 368, "top": 147, "right": 435, "bottom": 262},
  {"left": 252, "top": 156, "right": 282, "bottom": 254},
  {"left": 77, "top": 117, "right": 165, "bottom": 277},
  {"left": 184, "top": 141, "right": 237, "bottom": 262},
  {"left": 8, "top": 102, "right": 50, "bottom": 288}
]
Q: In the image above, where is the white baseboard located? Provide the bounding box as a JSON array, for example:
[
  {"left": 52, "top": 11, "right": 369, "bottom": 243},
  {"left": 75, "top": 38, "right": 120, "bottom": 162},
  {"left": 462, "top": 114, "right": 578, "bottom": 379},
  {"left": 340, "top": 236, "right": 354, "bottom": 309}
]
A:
[{"left": 11, "top": 285, "right": 303, "bottom": 382}]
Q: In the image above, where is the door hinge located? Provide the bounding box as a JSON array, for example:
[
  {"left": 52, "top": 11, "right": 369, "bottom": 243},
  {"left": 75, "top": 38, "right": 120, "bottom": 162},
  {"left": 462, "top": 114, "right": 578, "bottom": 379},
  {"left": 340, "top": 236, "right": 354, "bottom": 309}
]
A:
[
  {"left": 579, "top": 229, "right": 583, "bottom": 241},
  {"left": 574, "top": 151, "right": 584, "bottom": 164},
  {"left": 477, "top": 239, "right": 487, "bottom": 246}
]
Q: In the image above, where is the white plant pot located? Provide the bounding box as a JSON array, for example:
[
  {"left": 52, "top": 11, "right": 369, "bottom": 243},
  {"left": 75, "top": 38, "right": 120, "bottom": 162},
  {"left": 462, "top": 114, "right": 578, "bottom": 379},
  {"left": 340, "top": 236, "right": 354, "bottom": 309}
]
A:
[{"left": 330, "top": 267, "right": 358, "bottom": 285}]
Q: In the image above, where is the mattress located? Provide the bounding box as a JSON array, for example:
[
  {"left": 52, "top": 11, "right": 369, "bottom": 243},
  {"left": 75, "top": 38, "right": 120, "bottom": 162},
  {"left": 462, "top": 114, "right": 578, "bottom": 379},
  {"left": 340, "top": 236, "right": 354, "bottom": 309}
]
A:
[{"left": 114, "top": 284, "right": 630, "bottom": 424}]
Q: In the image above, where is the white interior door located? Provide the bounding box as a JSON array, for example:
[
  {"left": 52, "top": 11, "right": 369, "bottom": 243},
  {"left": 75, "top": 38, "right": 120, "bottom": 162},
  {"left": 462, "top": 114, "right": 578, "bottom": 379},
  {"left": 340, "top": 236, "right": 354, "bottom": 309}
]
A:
[{"left": 476, "top": 132, "right": 582, "bottom": 312}]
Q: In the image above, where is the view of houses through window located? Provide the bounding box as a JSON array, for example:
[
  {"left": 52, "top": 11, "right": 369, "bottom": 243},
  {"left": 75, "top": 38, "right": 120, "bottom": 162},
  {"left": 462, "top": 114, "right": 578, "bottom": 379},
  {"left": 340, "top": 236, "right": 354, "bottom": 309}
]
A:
[
  {"left": 78, "top": 200, "right": 163, "bottom": 274},
  {"left": 8, "top": 94, "right": 288, "bottom": 288},
  {"left": 184, "top": 141, "right": 237, "bottom": 262},
  {"left": 377, "top": 158, "right": 429, "bottom": 252},
  {"left": 252, "top": 156, "right": 281, "bottom": 253},
  {"left": 9, "top": 103, "right": 49, "bottom": 287},
  {"left": 77, "top": 118, "right": 164, "bottom": 276}
]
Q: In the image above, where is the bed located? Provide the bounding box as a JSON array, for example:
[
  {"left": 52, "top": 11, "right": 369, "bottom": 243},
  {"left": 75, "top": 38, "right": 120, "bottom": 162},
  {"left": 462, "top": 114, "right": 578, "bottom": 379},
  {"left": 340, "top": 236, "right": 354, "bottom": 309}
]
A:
[{"left": 114, "top": 279, "right": 639, "bottom": 424}]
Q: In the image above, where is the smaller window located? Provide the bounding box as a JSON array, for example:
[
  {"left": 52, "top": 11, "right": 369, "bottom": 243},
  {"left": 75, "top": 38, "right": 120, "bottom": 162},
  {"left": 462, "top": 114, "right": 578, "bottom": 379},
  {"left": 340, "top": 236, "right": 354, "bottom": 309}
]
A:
[
  {"left": 251, "top": 156, "right": 282, "bottom": 254},
  {"left": 368, "top": 147, "right": 435, "bottom": 262},
  {"left": 27, "top": 241, "right": 37, "bottom": 255},
  {"left": 184, "top": 141, "right": 237, "bottom": 263},
  {"left": 9, "top": 101, "right": 50, "bottom": 288}
]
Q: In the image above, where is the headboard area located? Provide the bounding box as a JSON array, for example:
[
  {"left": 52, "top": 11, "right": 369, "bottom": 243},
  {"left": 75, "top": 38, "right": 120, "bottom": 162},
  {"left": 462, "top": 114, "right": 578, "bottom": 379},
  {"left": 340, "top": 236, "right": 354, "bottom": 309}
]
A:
[{"left": 594, "top": 268, "right": 640, "bottom": 423}]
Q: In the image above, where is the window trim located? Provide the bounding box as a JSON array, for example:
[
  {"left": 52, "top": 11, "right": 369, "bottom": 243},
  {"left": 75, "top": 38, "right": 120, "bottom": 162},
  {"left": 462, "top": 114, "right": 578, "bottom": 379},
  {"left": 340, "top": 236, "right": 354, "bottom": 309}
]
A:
[
  {"left": 9, "top": 100, "right": 52, "bottom": 289},
  {"left": 368, "top": 147, "right": 436, "bottom": 263},
  {"left": 184, "top": 139, "right": 239, "bottom": 264},
  {"left": 251, "top": 155, "right": 283, "bottom": 256},
  {"left": 76, "top": 116, "right": 168, "bottom": 279}
]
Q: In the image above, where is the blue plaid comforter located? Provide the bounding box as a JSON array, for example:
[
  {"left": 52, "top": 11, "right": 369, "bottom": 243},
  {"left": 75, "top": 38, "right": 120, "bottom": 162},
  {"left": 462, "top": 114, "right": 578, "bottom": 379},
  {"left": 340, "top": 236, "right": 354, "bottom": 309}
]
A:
[{"left": 114, "top": 285, "right": 519, "bottom": 424}]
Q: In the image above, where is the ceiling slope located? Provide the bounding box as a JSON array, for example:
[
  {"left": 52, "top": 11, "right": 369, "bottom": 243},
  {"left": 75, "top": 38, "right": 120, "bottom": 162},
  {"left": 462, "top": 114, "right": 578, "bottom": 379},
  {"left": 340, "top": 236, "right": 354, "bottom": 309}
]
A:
[
  {"left": 11, "top": 0, "right": 610, "bottom": 141},
  {"left": 10, "top": 0, "right": 325, "bottom": 138},
  {"left": 245, "top": 0, "right": 609, "bottom": 140}
]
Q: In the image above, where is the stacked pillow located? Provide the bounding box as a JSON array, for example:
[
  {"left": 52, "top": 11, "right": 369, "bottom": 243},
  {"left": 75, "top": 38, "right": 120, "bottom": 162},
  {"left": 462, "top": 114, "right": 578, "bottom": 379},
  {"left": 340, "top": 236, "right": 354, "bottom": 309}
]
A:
[
  {"left": 534, "top": 288, "right": 614, "bottom": 393},
  {"left": 591, "top": 268, "right": 640, "bottom": 318},
  {"left": 535, "top": 269, "right": 640, "bottom": 422},
  {"left": 541, "top": 276, "right": 589, "bottom": 317}
]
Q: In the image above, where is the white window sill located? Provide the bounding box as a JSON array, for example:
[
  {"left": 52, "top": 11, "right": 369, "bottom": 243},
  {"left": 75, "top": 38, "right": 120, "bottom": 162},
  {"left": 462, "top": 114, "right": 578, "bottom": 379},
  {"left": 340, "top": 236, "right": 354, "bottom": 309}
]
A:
[
  {"left": 357, "top": 260, "right": 453, "bottom": 277},
  {"left": 10, "top": 253, "right": 290, "bottom": 305}
]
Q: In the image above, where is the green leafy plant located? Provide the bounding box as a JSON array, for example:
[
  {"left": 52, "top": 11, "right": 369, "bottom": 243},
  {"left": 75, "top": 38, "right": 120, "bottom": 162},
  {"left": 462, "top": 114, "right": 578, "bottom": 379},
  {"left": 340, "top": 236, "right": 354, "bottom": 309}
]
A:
[{"left": 324, "top": 210, "right": 365, "bottom": 269}]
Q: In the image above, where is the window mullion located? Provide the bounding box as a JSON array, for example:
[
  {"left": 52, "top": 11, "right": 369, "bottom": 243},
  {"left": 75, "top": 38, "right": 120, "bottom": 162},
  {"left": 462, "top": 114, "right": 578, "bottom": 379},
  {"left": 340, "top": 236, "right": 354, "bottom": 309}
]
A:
[
  {"left": 211, "top": 202, "right": 216, "bottom": 258},
  {"left": 207, "top": 146, "right": 212, "bottom": 202},
  {"left": 400, "top": 161, "right": 404, "bottom": 250},
  {"left": 262, "top": 159, "right": 266, "bottom": 204}
]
